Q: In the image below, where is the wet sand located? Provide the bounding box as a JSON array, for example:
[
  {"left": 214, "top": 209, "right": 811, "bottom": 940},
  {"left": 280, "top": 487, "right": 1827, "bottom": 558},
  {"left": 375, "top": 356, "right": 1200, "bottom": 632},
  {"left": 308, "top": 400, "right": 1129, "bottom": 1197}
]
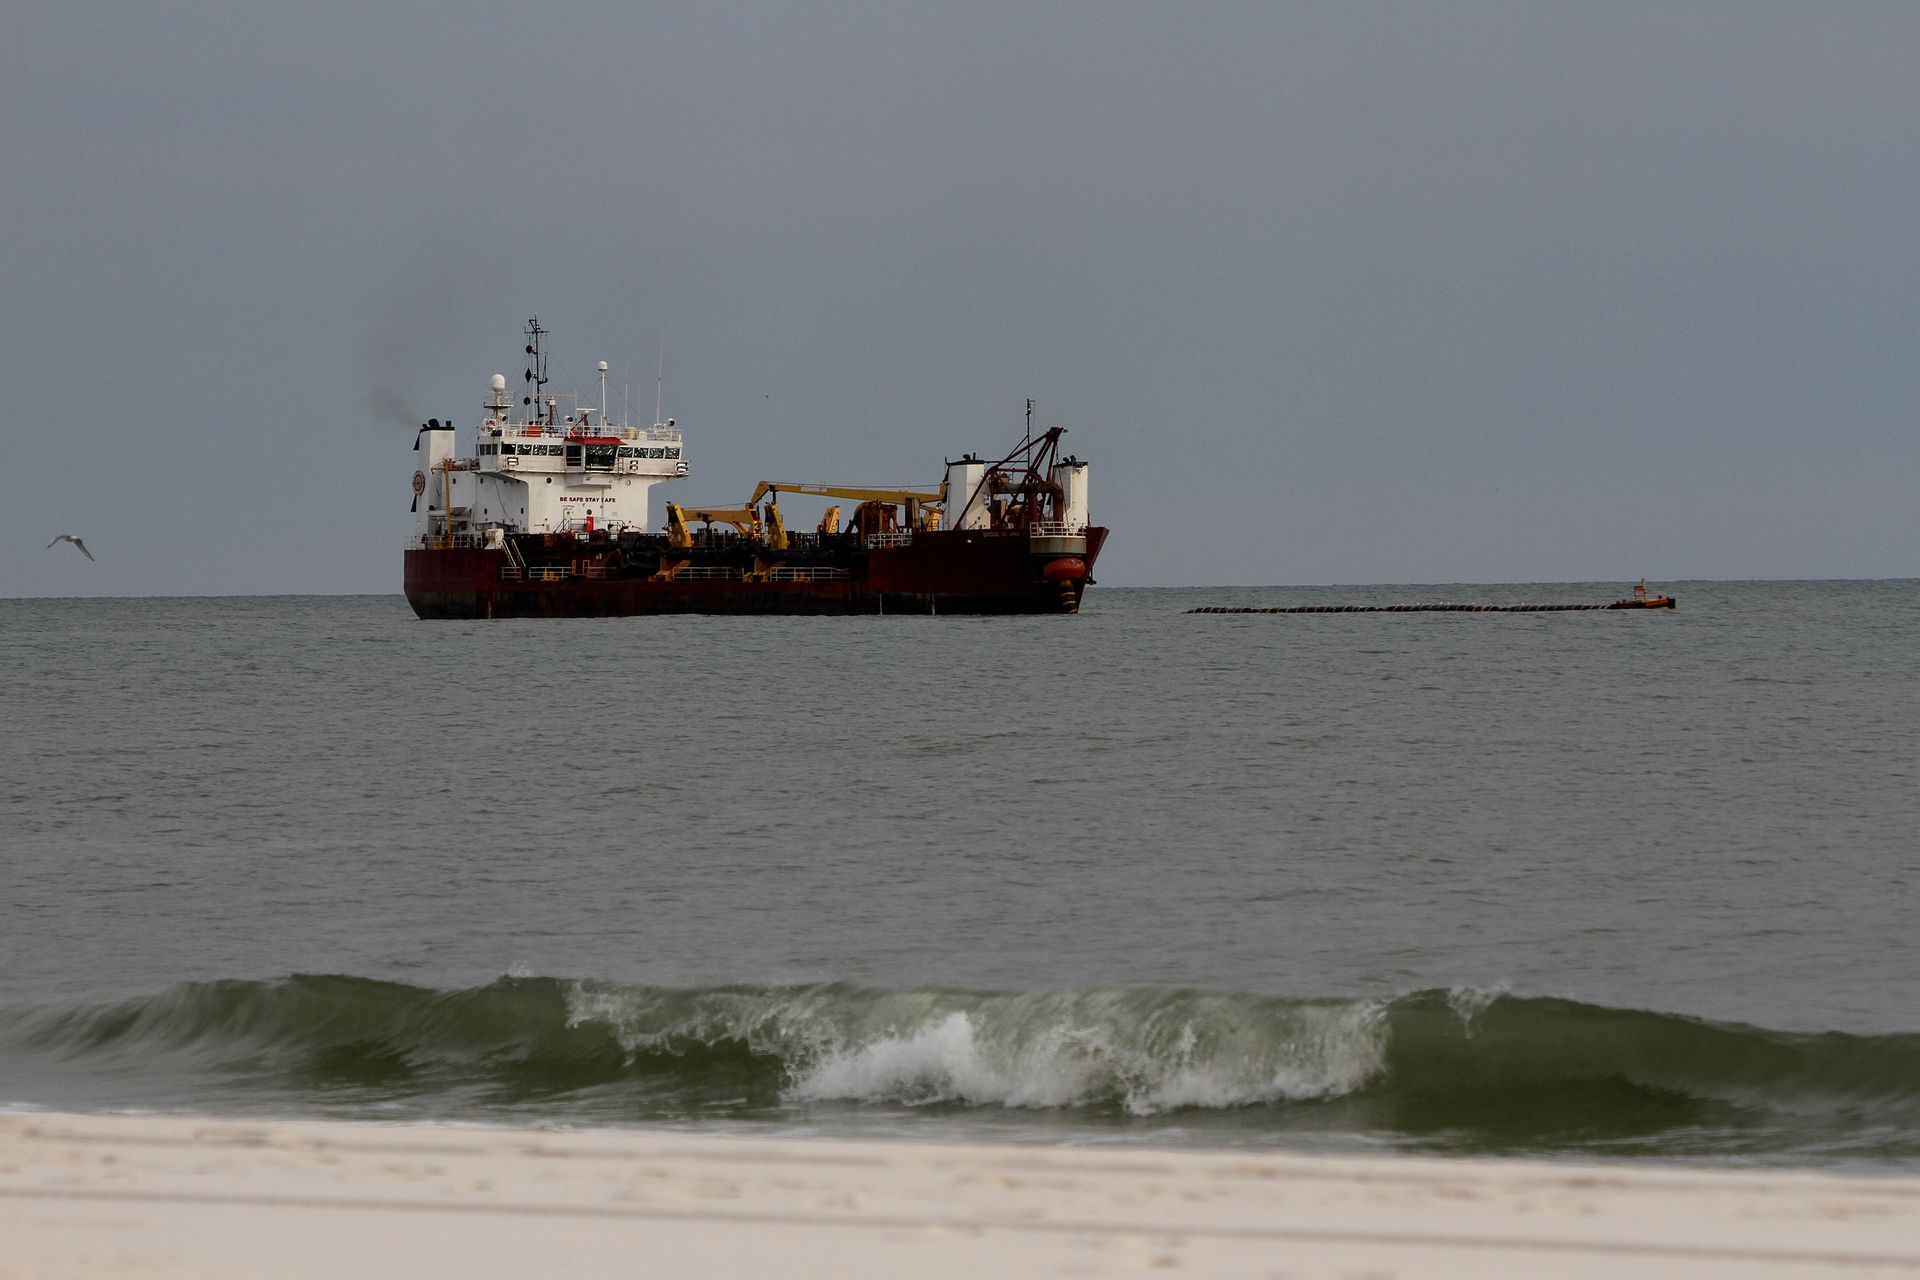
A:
[{"left": 4, "top": 1112, "right": 1919, "bottom": 1278}]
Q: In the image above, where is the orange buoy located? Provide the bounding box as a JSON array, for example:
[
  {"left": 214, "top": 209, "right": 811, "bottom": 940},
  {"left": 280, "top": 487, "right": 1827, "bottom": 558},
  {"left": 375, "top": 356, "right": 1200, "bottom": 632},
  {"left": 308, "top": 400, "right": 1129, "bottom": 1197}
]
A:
[{"left": 1041, "top": 557, "right": 1086, "bottom": 582}]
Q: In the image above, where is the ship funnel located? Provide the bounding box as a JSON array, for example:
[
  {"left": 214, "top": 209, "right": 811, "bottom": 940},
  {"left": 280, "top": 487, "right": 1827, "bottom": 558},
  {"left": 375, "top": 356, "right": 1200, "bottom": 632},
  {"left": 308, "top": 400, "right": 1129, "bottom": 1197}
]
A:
[
  {"left": 947, "top": 458, "right": 990, "bottom": 529},
  {"left": 1050, "top": 456, "right": 1090, "bottom": 531}
]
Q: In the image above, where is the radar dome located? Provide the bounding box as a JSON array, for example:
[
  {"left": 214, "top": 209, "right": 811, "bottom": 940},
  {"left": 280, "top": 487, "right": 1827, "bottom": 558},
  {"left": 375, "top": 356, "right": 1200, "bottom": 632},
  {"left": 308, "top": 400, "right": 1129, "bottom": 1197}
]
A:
[{"left": 490, "top": 373, "right": 508, "bottom": 392}]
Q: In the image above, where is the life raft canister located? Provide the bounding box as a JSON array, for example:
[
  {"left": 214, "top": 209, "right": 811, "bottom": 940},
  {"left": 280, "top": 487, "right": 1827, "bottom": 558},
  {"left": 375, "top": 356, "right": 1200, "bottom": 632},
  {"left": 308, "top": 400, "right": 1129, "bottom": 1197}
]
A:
[{"left": 1041, "top": 557, "right": 1086, "bottom": 582}]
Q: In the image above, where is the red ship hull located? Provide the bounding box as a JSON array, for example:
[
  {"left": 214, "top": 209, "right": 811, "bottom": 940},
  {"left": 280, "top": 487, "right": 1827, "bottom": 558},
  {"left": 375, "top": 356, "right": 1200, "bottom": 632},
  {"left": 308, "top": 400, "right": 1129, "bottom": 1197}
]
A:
[{"left": 404, "top": 527, "right": 1108, "bottom": 619}]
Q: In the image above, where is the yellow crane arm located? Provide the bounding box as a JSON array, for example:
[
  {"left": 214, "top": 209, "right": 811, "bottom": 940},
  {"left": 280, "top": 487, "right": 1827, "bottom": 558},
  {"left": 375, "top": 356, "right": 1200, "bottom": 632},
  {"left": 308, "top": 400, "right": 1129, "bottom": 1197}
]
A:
[
  {"left": 664, "top": 502, "right": 692, "bottom": 548},
  {"left": 763, "top": 501, "right": 789, "bottom": 552},
  {"left": 664, "top": 502, "right": 761, "bottom": 539},
  {"left": 749, "top": 480, "right": 947, "bottom": 508}
]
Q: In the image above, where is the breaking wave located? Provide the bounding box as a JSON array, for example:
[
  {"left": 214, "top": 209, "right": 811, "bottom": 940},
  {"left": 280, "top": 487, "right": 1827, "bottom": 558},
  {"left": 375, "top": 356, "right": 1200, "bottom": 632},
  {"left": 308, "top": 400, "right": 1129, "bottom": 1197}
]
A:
[{"left": 6, "top": 976, "right": 1920, "bottom": 1162}]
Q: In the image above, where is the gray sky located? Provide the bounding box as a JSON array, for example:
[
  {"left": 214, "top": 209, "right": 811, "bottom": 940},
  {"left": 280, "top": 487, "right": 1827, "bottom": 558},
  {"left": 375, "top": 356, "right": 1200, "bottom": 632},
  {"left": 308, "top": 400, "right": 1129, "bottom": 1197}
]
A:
[{"left": 5, "top": 1, "right": 1915, "bottom": 596}]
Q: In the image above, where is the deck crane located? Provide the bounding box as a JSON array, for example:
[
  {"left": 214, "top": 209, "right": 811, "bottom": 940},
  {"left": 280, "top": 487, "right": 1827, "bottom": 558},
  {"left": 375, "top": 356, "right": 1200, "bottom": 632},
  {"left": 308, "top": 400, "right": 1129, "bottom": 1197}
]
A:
[
  {"left": 663, "top": 503, "right": 761, "bottom": 546},
  {"left": 746, "top": 480, "right": 948, "bottom": 535}
]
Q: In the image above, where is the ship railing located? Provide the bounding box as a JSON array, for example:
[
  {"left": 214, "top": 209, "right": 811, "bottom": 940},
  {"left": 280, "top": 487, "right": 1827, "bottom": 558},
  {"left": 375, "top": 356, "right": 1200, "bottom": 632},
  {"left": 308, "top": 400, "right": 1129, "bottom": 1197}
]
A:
[
  {"left": 503, "top": 425, "right": 579, "bottom": 440},
  {"left": 575, "top": 562, "right": 609, "bottom": 579},
  {"left": 1028, "top": 521, "right": 1086, "bottom": 537},
  {"left": 671, "top": 565, "right": 743, "bottom": 580},
  {"left": 865, "top": 530, "right": 914, "bottom": 549},
  {"left": 495, "top": 562, "right": 565, "bottom": 580},
  {"left": 504, "top": 423, "right": 683, "bottom": 443},
  {"left": 768, "top": 566, "right": 851, "bottom": 581},
  {"left": 412, "top": 532, "right": 495, "bottom": 550}
]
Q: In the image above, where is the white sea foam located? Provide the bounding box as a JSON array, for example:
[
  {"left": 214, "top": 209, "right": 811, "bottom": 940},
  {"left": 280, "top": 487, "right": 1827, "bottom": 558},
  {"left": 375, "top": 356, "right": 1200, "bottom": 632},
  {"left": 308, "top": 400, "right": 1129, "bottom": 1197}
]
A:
[
  {"left": 1445, "top": 983, "right": 1510, "bottom": 1038},
  {"left": 1118, "top": 1001, "right": 1390, "bottom": 1115},
  {"left": 561, "top": 982, "right": 1395, "bottom": 1113},
  {"left": 784, "top": 998, "right": 1390, "bottom": 1113},
  {"left": 563, "top": 985, "right": 652, "bottom": 1048},
  {"left": 556, "top": 982, "right": 771, "bottom": 1059},
  {"left": 789, "top": 1011, "right": 1093, "bottom": 1107}
]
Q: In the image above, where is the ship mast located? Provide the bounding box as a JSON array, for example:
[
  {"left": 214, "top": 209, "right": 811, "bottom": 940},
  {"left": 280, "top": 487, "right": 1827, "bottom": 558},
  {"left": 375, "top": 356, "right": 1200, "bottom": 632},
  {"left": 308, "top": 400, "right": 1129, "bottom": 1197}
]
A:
[{"left": 523, "top": 317, "right": 550, "bottom": 426}]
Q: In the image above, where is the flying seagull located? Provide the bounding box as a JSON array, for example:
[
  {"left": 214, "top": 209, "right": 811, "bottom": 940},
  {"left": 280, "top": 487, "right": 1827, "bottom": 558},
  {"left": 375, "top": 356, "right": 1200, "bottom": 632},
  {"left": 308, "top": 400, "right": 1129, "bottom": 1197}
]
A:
[{"left": 47, "top": 535, "right": 95, "bottom": 561}]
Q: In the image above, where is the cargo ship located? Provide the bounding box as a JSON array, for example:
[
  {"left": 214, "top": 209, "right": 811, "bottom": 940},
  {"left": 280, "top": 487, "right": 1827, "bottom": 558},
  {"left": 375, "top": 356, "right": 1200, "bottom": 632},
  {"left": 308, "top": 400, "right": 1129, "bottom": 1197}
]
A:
[{"left": 404, "top": 320, "right": 1106, "bottom": 618}]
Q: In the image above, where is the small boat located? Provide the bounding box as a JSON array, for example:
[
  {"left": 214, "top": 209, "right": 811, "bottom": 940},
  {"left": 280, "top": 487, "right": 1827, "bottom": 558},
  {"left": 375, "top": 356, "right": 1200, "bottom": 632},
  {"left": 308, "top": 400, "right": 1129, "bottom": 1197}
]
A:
[{"left": 1608, "top": 580, "right": 1675, "bottom": 609}]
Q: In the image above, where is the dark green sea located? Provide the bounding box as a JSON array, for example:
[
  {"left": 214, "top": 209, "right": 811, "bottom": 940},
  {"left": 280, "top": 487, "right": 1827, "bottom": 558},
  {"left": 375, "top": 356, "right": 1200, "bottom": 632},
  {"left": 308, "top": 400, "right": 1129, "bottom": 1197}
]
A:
[{"left": 2, "top": 581, "right": 1915, "bottom": 1168}]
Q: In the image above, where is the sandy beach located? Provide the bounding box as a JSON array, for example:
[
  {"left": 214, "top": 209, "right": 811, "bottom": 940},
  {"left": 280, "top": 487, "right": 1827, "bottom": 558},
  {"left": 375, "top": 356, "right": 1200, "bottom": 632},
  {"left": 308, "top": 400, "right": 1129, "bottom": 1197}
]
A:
[{"left": 3, "top": 1113, "right": 1918, "bottom": 1278}]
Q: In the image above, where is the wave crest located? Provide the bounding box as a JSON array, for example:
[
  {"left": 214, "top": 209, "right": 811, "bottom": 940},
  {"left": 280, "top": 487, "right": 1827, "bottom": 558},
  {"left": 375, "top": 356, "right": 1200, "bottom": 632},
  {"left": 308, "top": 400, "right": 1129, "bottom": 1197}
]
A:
[
  {"left": 560, "top": 984, "right": 1389, "bottom": 1113},
  {"left": 8, "top": 976, "right": 1920, "bottom": 1160}
]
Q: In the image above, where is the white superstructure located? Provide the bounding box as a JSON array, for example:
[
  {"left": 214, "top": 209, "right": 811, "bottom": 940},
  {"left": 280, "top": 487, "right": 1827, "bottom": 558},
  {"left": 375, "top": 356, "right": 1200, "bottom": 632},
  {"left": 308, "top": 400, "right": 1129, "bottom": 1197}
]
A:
[
  {"left": 412, "top": 318, "right": 689, "bottom": 546},
  {"left": 943, "top": 458, "right": 990, "bottom": 530},
  {"left": 1050, "top": 456, "right": 1089, "bottom": 532}
]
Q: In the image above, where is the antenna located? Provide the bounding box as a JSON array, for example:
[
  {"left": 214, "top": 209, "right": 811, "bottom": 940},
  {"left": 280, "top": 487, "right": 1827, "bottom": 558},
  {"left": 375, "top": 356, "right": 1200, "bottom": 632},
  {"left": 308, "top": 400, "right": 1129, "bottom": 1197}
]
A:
[
  {"left": 654, "top": 333, "right": 665, "bottom": 426},
  {"left": 598, "top": 360, "right": 609, "bottom": 426},
  {"left": 523, "top": 317, "right": 550, "bottom": 423}
]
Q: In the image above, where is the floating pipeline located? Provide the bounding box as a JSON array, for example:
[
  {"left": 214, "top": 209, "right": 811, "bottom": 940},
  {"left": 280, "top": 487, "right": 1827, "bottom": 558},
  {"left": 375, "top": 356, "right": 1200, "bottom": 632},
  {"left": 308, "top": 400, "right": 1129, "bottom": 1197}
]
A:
[
  {"left": 4, "top": 975, "right": 1918, "bottom": 1162},
  {"left": 1188, "top": 598, "right": 1676, "bottom": 614}
]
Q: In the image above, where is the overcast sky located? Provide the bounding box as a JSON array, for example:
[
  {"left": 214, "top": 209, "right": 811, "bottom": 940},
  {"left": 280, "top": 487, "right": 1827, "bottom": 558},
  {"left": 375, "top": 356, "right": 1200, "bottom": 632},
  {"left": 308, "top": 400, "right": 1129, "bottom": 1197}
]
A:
[{"left": 5, "top": 1, "right": 1915, "bottom": 596}]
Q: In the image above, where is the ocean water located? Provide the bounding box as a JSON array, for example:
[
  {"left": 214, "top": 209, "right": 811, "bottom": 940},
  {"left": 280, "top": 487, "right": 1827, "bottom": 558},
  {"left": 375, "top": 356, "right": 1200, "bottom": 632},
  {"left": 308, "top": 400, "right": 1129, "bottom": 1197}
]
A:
[{"left": 1, "top": 581, "right": 1915, "bottom": 1168}]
